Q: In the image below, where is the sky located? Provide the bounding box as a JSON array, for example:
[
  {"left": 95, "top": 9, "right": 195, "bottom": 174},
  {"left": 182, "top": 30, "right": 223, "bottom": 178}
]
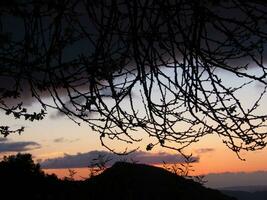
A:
[
  {"left": 1, "top": 1, "right": 267, "bottom": 188},
  {"left": 2, "top": 113, "right": 267, "bottom": 188},
  {"left": 1, "top": 69, "right": 267, "bottom": 188}
]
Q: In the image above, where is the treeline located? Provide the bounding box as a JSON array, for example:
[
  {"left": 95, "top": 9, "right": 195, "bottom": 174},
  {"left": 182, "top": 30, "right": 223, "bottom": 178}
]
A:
[
  {"left": 0, "top": 153, "right": 84, "bottom": 200},
  {"left": 0, "top": 153, "right": 235, "bottom": 200}
]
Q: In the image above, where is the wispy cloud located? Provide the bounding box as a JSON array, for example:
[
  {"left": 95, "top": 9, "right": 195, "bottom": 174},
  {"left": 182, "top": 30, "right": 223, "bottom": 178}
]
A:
[
  {"left": 0, "top": 137, "right": 8, "bottom": 142},
  {"left": 53, "top": 137, "right": 80, "bottom": 143},
  {"left": 0, "top": 137, "right": 41, "bottom": 152},
  {"left": 195, "top": 148, "right": 214, "bottom": 154},
  {"left": 41, "top": 150, "right": 199, "bottom": 169}
]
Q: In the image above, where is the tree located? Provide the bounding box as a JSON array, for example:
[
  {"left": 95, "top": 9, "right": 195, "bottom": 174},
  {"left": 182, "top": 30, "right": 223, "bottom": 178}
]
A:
[
  {"left": 0, "top": 153, "right": 43, "bottom": 176},
  {"left": 1, "top": 0, "right": 267, "bottom": 156},
  {"left": 0, "top": 153, "right": 45, "bottom": 189}
]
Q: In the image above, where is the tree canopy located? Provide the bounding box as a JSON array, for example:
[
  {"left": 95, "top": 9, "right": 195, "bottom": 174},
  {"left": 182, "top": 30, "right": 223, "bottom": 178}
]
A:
[{"left": 1, "top": 0, "right": 267, "bottom": 155}]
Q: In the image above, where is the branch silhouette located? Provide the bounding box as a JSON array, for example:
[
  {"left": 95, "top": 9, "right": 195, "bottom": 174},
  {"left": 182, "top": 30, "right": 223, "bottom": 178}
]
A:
[{"left": 1, "top": 0, "right": 267, "bottom": 155}]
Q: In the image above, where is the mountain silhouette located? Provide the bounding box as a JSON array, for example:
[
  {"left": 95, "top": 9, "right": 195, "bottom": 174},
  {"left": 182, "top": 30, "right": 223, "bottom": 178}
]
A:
[
  {"left": 0, "top": 154, "right": 236, "bottom": 200},
  {"left": 86, "top": 162, "right": 236, "bottom": 200}
]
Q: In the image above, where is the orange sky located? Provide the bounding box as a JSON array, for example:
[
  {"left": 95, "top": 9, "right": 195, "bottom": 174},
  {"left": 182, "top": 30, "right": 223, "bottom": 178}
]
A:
[
  {"left": 41, "top": 133, "right": 267, "bottom": 180},
  {"left": 2, "top": 106, "right": 267, "bottom": 178},
  {"left": 1, "top": 69, "right": 267, "bottom": 181}
]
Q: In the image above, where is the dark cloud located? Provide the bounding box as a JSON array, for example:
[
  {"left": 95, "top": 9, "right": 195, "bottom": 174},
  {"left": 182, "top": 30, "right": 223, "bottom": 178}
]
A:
[
  {"left": 53, "top": 137, "right": 79, "bottom": 143},
  {"left": 0, "top": 78, "right": 36, "bottom": 106},
  {"left": 0, "top": 138, "right": 41, "bottom": 152},
  {"left": 40, "top": 150, "right": 199, "bottom": 169},
  {"left": 1, "top": 1, "right": 266, "bottom": 108},
  {"left": 53, "top": 137, "right": 66, "bottom": 143},
  {"left": 49, "top": 110, "right": 66, "bottom": 119},
  {"left": 0, "top": 137, "right": 8, "bottom": 142},
  {"left": 48, "top": 88, "right": 125, "bottom": 120},
  {"left": 195, "top": 148, "right": 215, "bottom": 154}
]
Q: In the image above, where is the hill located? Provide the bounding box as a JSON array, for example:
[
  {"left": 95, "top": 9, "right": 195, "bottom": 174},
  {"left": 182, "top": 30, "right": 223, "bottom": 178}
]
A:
[
  {"left": 86, "top": 162, "right": 236, "bottom": 200},
  {"left": 0, "top": 154, "right": 236, "bottom": 200}
]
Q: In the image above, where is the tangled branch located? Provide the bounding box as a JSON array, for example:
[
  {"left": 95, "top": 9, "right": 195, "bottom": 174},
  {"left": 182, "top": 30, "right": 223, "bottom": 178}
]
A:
[{"left": 1, "top": 0, "right": 267, "bottom": 156}]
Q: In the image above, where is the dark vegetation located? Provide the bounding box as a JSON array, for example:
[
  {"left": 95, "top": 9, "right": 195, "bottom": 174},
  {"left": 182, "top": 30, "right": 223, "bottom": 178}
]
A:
[
  {"left": 0, "top": 153, "right": 236, "bottom": 200},
  {"left": 0, "top": 153, "right": 82, "bottom": 200}
]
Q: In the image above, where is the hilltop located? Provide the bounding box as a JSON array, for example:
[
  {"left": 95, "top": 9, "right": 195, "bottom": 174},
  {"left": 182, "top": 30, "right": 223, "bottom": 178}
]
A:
[
  {"left": 0, "top": 154, "right": 236, "bottom": 200},
  {"left": 86, "top": 162, "right": 235, "bottom": 200}
]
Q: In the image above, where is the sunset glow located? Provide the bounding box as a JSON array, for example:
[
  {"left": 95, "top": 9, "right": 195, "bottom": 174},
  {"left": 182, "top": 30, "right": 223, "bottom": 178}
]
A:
[{"left": 1, "top": 2, "right": 267, "bottom": 196}]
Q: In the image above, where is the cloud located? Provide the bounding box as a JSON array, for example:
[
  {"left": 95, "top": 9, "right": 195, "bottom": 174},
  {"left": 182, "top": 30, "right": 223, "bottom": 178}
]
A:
[
  {"left": 53, "top": 137, "right": 65, "bottom": 143},
  {"left": 0, "top": 137, "right": 8, "bottom": 142},
  {"left": 40, "top": 150, "right": 199, "bottom": 169},
  {"left": 53, "top": 137, "right": 80, "bottom": 143},
  {"left": 195, "top": 148, "right": 215, "bottom": 154},
  {"left": 1, "top": 2, "right": 266, "bottom": 110},
  {"left": 0, "top": 137, "right": 41, "bottom": 152},
  {"left": 49, "top": 110, "right": 66, "bottom": 119},
  {"left": 206, "top": 171, "right": 267, "bottom": 188}
]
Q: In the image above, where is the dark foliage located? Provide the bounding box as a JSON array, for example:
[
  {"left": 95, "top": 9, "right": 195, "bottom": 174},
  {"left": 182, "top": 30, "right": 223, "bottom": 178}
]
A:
[
  {"left": 0, "top": 153, "right": 236, "bottom": 200},
  {"left": 0, "top": 153, "right": 82, "bottom": 200}
]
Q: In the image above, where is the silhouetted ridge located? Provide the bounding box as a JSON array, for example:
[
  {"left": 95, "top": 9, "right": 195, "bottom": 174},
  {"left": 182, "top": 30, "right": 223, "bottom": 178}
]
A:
[
  {"left": 0, "top": 154, "right": 236, "bottom": 200},
  {"left": 87, "top": 162, "right": 236, "bottom": 200}
]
